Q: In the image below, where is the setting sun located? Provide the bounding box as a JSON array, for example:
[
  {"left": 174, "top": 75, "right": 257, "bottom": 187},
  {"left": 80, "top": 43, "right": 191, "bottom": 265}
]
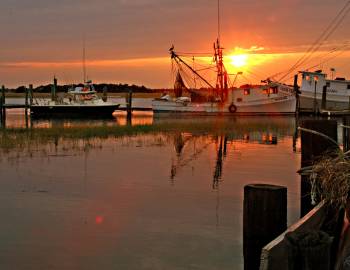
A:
[{"left": 229, "top": 54, "right": 248, "bottom": 68}]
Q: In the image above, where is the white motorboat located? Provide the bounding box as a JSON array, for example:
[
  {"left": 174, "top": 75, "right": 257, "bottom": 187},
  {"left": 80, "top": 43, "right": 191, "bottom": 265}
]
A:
[{"left": 31, "top": 80, "right": 120, "bottom": 118}]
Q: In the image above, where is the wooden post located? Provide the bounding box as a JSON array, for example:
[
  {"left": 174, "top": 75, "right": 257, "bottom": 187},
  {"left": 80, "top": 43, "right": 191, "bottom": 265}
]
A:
[
  {"left": 29, "top": 84, "right": 33, "bottom": 106},
  {"left": 102, "top": 86, "right": 108, "bottom": 102},
  {"left": 321, "top": 85, "right": 327, "bottom": 111},
  {"left": 313, "top": 80, "right": 318, "bottom": 115},
  {"left": 343, "top": 116, "right": 350, "bottom": 152},
  {"left": 51, "top": 77, "right": 57, "bottom": 101},
  {"left": 1, "top": 85, "right": 5, "bottom": 107},
  {"left": 127, "top": 90, "right": 132, "bottom": 118},
  {"left": 243, "top": 184, "right": 287, "bottom": 270},
  {"left": 293, "top": 74, "right": 300, "bottom": 114},
  {"left": 300, "top": 120, "right": 338, "bottom": 217},
  {"left": 0, "top": 96, "right": 3, "bottom": 121},
  {"left": 25, "top": 86, "right": 28, "bottom": 115}
]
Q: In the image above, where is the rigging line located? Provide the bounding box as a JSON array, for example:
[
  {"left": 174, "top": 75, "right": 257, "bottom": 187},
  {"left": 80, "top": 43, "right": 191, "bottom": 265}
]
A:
[
  {"left": 305, "top": 48, "right": 349, "bottom": 71},
  {"left": 293, "top": 6, "right": 350, "bottom": 70},
  {"left": 278, "top": 1, "right": 350, "bottom": 81},
  {"left": 285, "top": 2, "right": 350, "bottom": 72}
]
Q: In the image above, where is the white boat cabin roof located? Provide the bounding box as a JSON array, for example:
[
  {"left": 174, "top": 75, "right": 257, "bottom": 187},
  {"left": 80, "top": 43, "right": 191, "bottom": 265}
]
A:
[{"left": 300, "top": 70, "right": 350, "bottom": 83}]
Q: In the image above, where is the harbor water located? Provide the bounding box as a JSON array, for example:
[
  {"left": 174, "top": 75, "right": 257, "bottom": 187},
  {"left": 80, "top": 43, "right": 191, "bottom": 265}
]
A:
[{"left": 0, "top": 107, "right": 301, "bottom": 270}]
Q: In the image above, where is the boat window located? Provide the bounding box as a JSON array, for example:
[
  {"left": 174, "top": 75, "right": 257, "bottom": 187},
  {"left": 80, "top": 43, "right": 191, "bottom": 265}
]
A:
[
  {"left": 348, "top": 84, "right": 350, "bottom": 90},
  {"left": 244, "top": 89, "right": 250, "bottom": 95},
  {"left": 236, "top": 98, "right": 242, "bottom": 102},
  {"left": 269, "top": 87, "right": 278, "bottom": 94},
  {"left": 326, "top": 82, "right": 330, "bottom": 87}
]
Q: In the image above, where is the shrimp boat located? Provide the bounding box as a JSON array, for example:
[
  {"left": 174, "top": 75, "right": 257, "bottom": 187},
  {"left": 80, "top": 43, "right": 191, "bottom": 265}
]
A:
[
  {"left": 152, "top": 41, "right": 296, "bottom": 115},
  {"left": 299, "top": 70, "right": 350, "bottom": 112},
  {"left": 30, "top": 79, "right": 120, "bottom": 118}
]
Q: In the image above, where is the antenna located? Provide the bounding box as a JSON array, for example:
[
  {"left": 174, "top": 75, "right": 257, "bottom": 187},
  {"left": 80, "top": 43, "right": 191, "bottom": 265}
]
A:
[
  {"left": 218, "top": 0, "right": 221, "bottom": 45},
  {"left": 83, "top": 34, "right": 86, "bottom": 83}
]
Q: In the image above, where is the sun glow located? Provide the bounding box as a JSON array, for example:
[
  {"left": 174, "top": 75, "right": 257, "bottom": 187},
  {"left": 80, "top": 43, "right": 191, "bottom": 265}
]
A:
[{"left": 229, "top": 54, "right": 248, "bottom": 68}]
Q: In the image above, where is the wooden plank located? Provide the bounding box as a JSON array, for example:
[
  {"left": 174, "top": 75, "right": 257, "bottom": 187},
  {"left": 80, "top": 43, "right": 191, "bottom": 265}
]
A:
[{"left": 260, "top": 202, "right": 326, "bottom": 270}]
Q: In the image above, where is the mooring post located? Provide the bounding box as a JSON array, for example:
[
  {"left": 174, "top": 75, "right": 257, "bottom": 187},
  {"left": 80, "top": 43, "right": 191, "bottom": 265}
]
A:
[
  {"left": 300, "top": 120, "right": 338, "bottom": 217},
  {"left": 293, "top": 74, "right": 300, "bottom": 115},
  {"left": 127, "top": 90, "right": 133, "bottom": 118},
  {"left": 1, "top": 85, "right": 5, "bottom": 119},
  {"left": 25, "top": 86, "right": 29, "bottom": 116},
  {"left": 343, "top": 116, "right": 350, "bottom": 152},
  {"left": 29, "top": 84, "right": 33, "bottom": 106},
  {"left": 313, "top": 80, "right": 318, "bottom": 115},
  {"left": 51, "top": 77, "right": 57, "bottom": 101},
  {"left": 0, "top": 96, "right": 3, "bottom": 121},
  {"left": 243, "top": 184, "right": 287, "bottom": 270},
  {"left": 321, "top": 85, "right": 327, "bottom": 111},
  {"left": 1, "top": 85, "right": 5, "bottom": 107},
  {"left": 102, "top": 86, "right": 108, "bottom": 102}
]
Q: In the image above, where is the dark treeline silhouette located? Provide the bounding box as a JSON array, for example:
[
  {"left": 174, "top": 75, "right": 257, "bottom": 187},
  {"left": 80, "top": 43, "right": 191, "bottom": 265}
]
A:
[{"left": 8, "top": 83, "right": 161, "bottom": 93}]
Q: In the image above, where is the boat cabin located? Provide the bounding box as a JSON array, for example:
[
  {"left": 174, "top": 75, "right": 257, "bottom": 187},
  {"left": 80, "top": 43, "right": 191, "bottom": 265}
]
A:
[{"left": 300, "top": 70, "right": 350, "bottom": 96}]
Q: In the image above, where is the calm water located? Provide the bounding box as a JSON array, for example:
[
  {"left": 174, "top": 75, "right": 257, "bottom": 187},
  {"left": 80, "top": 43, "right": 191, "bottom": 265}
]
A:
[{"left": 0, "top": 109, "right": 301, "bottom": 270}]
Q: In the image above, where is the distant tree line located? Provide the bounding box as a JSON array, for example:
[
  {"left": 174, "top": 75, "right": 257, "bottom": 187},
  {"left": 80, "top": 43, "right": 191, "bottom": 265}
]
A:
[{"left": 7, "top": 83, "right": 160, "bottom": 93}]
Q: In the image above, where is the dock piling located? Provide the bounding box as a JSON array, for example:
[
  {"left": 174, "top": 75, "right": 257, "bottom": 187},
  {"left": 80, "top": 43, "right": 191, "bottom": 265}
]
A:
[
  {"left": 243, "top": 184, "right": 287, "bottom": 270},
  {"left": 29, "top": 84, "right": 33, "bottom": 106},
  {"left": 300, "top": 120, "right": 338, "bottom": 217},
  {"left": 25, "top": 86, "right": 29, "bottom": 116},
  {"left": 321, "top": 85, "right": 327, "bottom": 111},
  {"left": 127, "top": 90, "right": 133, "bottom": 118}
]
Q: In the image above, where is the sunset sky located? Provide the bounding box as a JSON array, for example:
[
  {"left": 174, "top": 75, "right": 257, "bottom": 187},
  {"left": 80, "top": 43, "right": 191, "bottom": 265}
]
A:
[{"left": 0, "top": 0, "right": 349, "bottom": 88}]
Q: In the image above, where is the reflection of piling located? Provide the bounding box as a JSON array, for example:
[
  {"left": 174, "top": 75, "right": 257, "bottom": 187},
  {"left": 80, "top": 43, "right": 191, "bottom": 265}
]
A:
[
  {"left": 300, "top": 120, "right": 338, "bottom": 217},
  {"left": 243, "top": 184, "right": 287, "bottom": 270}
]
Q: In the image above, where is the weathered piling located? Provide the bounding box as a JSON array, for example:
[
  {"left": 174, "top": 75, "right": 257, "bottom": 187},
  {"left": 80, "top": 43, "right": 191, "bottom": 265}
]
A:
[
  {"left": 293, "top": 74, "right": 300, "bottom": 114},
  {"left": 243, "top": 184, "right": 287, "bottom": 270},
  {"left": 321, "top": 85, "right": 327, "bottom": 110},
  {"left": 313, "top": 80, "right": 318, "bottom": 115},
  {"left": 343, "top": 116, "right": 350, "bottom": 152},
  {"left": 51, "top": 77, "right": 57, "bottom": 101},
  {"left": 0, "top": 85, "right": 5, "bottom": 120},
  {"left": 300, "top": 120, "right": 338, "bottom": 217},
  {"left": 29, "top": 84, "right": 33, "bottom": 106},
  {"left": 102, "top": 86, "right": 108, "bottom": 102},
  {"left": 25, "top": 86, "right": 29, "bottom": 115},
  {"left": 127, "top": 90, "right": 133, "bottom": 118},
  {"left": 0, "top": 96, "right": 3, "bottom": 121}
]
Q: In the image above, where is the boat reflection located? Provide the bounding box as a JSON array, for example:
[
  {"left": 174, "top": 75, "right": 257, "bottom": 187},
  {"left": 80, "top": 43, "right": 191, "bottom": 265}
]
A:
[{"left": 168, "top": 116, "right": 296, "bottom": 189}]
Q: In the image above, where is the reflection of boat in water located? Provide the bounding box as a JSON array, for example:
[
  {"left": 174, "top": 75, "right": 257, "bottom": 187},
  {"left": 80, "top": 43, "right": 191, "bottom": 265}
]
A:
[
  {"left": 31, "top": 80, "right": 120, "bottom": 118},
  {"left": 152, "top": 1, "right": 296, "bottom": 115}
]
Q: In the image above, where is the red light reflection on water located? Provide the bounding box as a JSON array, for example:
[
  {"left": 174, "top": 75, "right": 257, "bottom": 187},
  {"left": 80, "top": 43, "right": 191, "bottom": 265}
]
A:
[{"left": 95, "top": 216, "right": 104, "bottom": 225}]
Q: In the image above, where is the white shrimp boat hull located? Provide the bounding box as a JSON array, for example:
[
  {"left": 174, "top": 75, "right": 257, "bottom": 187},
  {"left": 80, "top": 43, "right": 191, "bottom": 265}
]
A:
[{"left": 153, "top": 96, "right": 296, "bottom": 115}]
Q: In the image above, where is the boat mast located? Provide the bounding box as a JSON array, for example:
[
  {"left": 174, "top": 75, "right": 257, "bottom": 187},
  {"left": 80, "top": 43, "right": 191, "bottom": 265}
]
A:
[{"left": 215, "top": 0, "right": 228, "bottom": 101}]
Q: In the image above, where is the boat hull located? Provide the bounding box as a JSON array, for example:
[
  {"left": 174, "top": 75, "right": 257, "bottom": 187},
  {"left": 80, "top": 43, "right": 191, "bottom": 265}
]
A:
[
  {"left": 299, "top": 93, "right": 350, "bottom": 112},
  {"left": 152, "top": 97, "right": 296, "bottom": 116},
  {"left": 30, "top": 104, "right": 120, "bottom": 118}
]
